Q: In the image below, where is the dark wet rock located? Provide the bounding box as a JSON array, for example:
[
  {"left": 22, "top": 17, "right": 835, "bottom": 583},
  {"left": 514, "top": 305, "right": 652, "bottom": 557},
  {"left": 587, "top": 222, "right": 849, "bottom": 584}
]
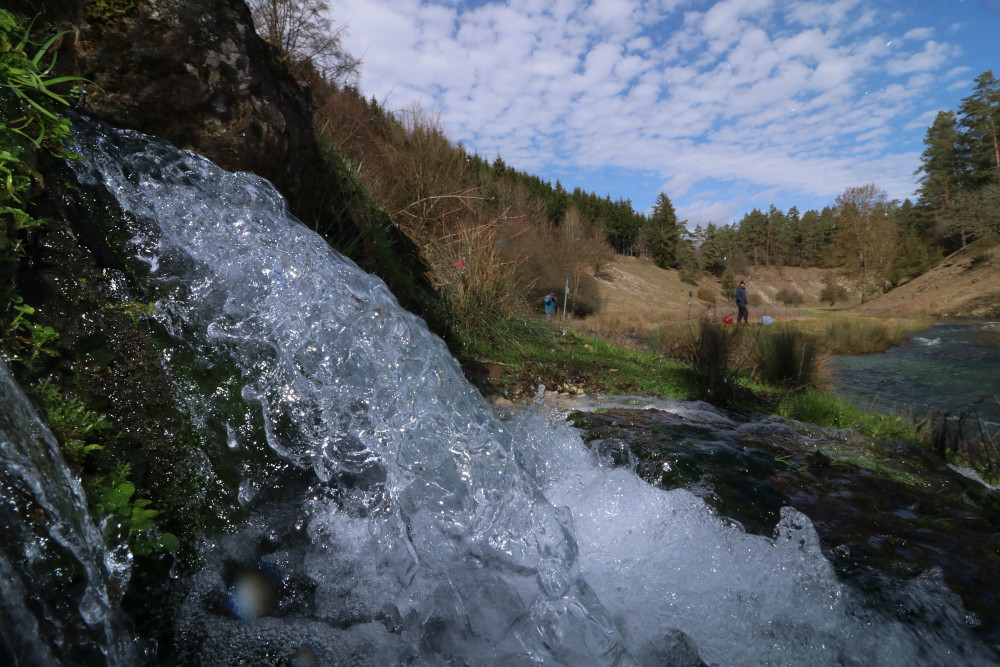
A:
[{"left": 11, "top": 0, "right": 316, "bottom": 208}]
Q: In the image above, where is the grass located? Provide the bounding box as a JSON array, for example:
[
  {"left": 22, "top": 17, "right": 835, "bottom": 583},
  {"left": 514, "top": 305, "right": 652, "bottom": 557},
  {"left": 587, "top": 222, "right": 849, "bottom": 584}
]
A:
[
  {"left": 460, "top": 320, "right": 691, "bottom": 400},
  {"left": 795, "top": 311, "right": 933, "bottom": 355},
  {"left": 777, "top": 389, "right": 921, "bottom": 442}
]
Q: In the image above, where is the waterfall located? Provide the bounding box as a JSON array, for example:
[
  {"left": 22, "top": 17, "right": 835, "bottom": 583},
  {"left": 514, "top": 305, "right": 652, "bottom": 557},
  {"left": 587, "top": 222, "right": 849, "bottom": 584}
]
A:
[
  {"left": 1, "top": 117, "right": 986, "bottom": 664},
  {"left": 0, "top": 360, "right": 134, "bottom": 666}
]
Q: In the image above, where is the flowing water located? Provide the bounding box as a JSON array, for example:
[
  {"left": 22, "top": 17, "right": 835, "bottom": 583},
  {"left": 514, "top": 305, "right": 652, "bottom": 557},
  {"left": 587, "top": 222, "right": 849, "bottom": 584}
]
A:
[
  {"left": 830, "top": 321, "right": 1000, "bottom": 429},
  {"left": 0, "top": 361, "right": 134, "bottom": 666},
  {"left": 2, "top": 119, "right": 998, "bottom": 665}
]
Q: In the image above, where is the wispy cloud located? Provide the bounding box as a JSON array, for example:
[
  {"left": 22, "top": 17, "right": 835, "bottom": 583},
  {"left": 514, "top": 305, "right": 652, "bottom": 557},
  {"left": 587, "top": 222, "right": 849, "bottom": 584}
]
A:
[{"left": 336, "top": 0, "right": 971, "bottom": 225}]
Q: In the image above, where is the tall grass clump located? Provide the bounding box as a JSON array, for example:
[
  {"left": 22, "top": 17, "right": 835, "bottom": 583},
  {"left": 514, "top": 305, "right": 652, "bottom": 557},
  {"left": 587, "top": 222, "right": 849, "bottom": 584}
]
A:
[
  {"left": 823, "top": 317, "right": 907, "bottom": 354},
  {"left": 752, "top": 326, "right": 824, "bottom": 390},
  {"left": 687, "top": 319, "right": 742, "bottom": 404}
]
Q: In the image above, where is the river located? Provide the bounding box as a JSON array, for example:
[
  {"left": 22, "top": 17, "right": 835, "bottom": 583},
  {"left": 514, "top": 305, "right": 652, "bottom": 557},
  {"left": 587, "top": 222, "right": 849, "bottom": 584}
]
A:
[{"left": 829, "top": 319, "right": 1000, "bottom": 429}]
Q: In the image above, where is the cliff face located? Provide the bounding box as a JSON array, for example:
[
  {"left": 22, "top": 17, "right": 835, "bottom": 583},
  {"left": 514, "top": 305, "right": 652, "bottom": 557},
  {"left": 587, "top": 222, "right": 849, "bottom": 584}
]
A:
[{"left": 14, "top": 0, "right": 316, "bottom": 204}]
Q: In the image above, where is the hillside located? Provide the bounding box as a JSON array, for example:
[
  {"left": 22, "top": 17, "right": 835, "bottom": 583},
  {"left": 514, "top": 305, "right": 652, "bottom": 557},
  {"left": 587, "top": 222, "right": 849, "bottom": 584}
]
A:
[
  {"left": 856, "top": 243, "right": 1000, "bottom": 318},
  {"left": 583, "top": 244, "right": 1000, "bottom": 323}
]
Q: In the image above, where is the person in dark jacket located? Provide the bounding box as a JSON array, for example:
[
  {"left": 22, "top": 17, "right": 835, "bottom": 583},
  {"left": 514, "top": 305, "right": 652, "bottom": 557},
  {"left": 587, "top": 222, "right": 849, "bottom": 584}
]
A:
[{"left": 736, "top": 280, "right": 748, "bottom": 324}]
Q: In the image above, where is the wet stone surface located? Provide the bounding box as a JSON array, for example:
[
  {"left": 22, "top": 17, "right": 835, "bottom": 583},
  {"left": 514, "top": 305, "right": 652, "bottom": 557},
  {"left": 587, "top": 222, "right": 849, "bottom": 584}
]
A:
[{"left": 568, "top": 406, "right": 1000, "bottom": 647}]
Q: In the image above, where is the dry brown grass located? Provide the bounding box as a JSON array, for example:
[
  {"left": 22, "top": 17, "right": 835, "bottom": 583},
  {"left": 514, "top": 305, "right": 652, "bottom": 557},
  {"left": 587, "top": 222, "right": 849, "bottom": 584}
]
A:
[{"left": 422, "top": 220, "right": 528, "bottom": 338}]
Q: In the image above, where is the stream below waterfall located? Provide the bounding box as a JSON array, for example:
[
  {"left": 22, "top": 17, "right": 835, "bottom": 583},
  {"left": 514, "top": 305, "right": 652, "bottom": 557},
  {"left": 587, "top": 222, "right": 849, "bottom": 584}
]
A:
[
  {"left": 829, "top": 320, "right": 1000, "bottom": 428},
  {"left": 2, "top": 118, "right": 999, "bottom": 665}
]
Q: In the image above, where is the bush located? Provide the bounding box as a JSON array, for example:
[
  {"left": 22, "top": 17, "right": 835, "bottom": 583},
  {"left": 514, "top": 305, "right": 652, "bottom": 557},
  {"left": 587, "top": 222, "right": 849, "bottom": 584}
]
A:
[
  {"left": 820, "top": 276, "right": 849, "bottom": 306},
  {"left": 775, "top": 287, "right": 803, "bottom": 306},
  {"left": 687, "top": 319, "right": 742, "bottom": 404},
  {"left": 423, "top": 221, "right": 526, "bottom": 342},
  {"left": 753, "top": 327, "right": 823, "bottom": 389},
  {"left": 697, "top": 286, "right": 716, "bottom": 303}
]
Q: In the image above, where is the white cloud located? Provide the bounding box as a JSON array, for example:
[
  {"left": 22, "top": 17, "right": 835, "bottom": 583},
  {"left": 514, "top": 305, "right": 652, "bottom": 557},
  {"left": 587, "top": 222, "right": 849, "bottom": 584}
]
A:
[{"left": 336, "top": 0, "right": 971, "bottom": 225}]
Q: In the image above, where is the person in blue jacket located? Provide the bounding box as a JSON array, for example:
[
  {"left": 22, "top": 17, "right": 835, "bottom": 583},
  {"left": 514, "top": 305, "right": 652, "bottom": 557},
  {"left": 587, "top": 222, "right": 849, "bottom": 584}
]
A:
[
  {"left": 544, "top": 292, "right": 557, "bottom": 320},
  {"left": 736, "top": 280, "right": 748, "bottom": 324}
]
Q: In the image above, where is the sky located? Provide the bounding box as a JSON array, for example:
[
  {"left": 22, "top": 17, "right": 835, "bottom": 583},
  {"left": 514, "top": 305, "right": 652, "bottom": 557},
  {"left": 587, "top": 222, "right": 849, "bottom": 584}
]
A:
[{"left": 334, "top": 0, "right": 999, "bottom": 227}]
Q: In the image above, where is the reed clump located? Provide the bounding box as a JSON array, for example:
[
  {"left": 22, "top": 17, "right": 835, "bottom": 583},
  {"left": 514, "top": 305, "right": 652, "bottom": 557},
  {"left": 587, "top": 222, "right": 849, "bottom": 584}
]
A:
[
  {"left": 686, "top": 319, "right": 743, "bottom": 404},
  {"left": 821, "top": 316, "right": 920, "bottom": 354},
  {"left": 750, "top": 326, "right": 825, "bottom": 390}
]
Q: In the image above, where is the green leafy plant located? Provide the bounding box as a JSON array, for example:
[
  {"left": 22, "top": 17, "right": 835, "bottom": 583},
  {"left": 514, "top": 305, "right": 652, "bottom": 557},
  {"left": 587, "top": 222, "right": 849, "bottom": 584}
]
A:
[
  {"left": 30, "top": 377, "right": 181, "bottom": 553},
  {"left": 31, "top": 377, "right": 107, "bottom": 461},
  {"left": 94, "top": 464, "right": 180, "bottom": 555},
  {"left": 0, "top": 10, "right": 82, "bottom": 151},
  {"left": 4, "top": 295, "right": 59, "bottom": 360}
]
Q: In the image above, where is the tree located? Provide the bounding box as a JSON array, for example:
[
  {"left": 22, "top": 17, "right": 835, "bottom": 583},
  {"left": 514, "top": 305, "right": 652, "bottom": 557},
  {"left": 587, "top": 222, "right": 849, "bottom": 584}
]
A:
[
  {"left": 697, "top": 222, "right": 727, "bottom": 276},
  {"left": 640, "top": 192, "right": 682, "bottom": 269},
  {"left": 937, "top": 181, "right": 1000, "bottom": 247},
  {"left": 915, "top": 111, "right": 965, "bottom": 210},
  {"left": 958, "top": 71, "right": 1000, "bottom": 189},
  {"left": 720, "top": 265, "right": 736, "bottom": 302},
  {"left": 834, "top": 184, "right": 897, "bottom": 302},
  {"left": 247, "top": 0, "right": 360, "bottom": 85},
  {"left": 738, "top": 208, "right": 768, "bottom": 268},
  {"left": 819, "top": 275, "right": 848, "bottom": 306}
]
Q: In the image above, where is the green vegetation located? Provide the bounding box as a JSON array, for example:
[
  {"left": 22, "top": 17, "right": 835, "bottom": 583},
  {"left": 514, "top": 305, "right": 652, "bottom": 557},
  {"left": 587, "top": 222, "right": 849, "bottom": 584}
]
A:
[
  {"left": 29, "top": 377, "right": 180, "bottom": 554},
  {"left": 92, "top": 464, "right": 180, "bottom": 555},
  {"left": 31, "top": 377, "right": 109, "bottom": 461},
  {"left": 777, "top": 389, "right": 920, "bottom": 442},
  {"left": 460, "top": 322, "right": 689, "bottom": 400},
  {"left": 751, "top": 326, "right": 822, "bottom": 390},
  {"left": 1, "top": 11, "right": 187, "bottom": 560},
  {"left": 1, "top": 7, "right": 80, "bottom": 344}
]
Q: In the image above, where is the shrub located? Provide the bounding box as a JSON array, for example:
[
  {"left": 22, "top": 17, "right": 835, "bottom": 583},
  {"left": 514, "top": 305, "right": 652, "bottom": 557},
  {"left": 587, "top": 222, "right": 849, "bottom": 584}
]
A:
[
  {"left": 775, "top": 287, "right": 803, "bottom": 306},
  {"left": 697, "top": 286, "right": 716, "bottom": 303},
  {"left": 820, "top": 276, "right": 849, "bottom": 306},
  {"left": 686, "top": 319, "right": 742, "bottom": 404},
  {"left": 423, "top": 220, "right": 526, "bottom": 342},
  {"left": 752, "top": 326, "right": 823, "bottom": 389}
]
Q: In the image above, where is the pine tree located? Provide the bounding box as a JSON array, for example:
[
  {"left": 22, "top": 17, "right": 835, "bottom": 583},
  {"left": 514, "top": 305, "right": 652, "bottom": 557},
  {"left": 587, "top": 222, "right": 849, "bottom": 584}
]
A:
[
  {"left": 720, "top": 265, "right": 736, "bottom": 302},
  {"left": 958, "top": 71, "right": 1000, "bottom": 189},
  {"left": 641, "top": 192, "right": 681, "bottom": 269},
  {"left": 915, "top": 110, "right": 965, "bottom": 209}
]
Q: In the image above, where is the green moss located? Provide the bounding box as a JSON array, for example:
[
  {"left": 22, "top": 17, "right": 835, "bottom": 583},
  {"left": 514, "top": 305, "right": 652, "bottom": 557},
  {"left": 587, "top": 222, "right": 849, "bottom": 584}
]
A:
[{"left": 85, "top": 0, "right": 139, "bottom": 25}]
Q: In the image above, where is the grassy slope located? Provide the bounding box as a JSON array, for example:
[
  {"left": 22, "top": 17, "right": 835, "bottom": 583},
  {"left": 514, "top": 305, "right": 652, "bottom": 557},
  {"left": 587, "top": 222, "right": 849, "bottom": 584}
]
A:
[{"left": 582, "top": 245, "right": 1000, "bottom": 323}]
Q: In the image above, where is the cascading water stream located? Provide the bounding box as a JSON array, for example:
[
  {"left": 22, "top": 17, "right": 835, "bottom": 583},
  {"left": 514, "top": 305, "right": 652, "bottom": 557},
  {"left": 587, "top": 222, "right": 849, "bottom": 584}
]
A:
[
  {"left": 3, "top": 116, "right": 991, "bottom": 664},
  {"left": 0, "top": 360, "right": 134, "bottom": 666}
]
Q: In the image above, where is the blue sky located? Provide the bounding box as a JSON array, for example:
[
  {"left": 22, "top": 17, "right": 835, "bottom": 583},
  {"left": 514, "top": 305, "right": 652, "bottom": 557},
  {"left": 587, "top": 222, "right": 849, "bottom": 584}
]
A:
[{"left": 335, "top": 0, "right": 999, "bottom": 227}]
